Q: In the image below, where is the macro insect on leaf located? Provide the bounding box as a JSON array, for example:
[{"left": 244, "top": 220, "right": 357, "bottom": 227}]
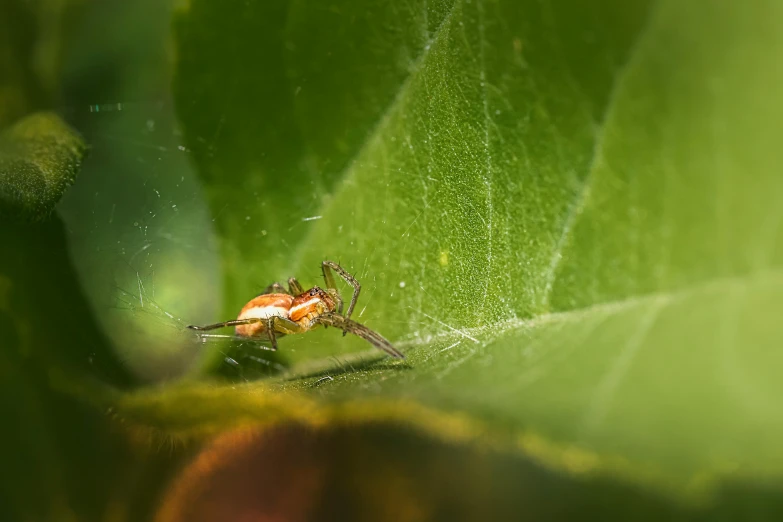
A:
[{"left": 188, "top": 260, "right": 405, "bottom": 358}]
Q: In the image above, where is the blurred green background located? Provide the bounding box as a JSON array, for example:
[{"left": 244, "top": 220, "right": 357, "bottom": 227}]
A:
[{"left": 3, "top": 0, "right": 783, "bottom": 520}]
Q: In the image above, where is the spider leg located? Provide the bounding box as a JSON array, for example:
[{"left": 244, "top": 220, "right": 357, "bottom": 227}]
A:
[
  {"left": 187, "top": 318, "right": 261, "bottom": 331},
  {"left": 265, "top": 318, "right": 278, "bottom": 350},
  {"left": 271, "top": 316, "right": 305, "bottom": 335},
  {"left": 287, "top": 277, "right": 304, "bottom": 295},
  {"left": 320, "top": 262, "right": 343, "bottom": 315},
  {"left": 315, "top": 313, "right": 404, "bottom": 358},
  {"left": 261, "top": 282, "right": 289, "bottom": 295},
  {"left": 322, "top": 261, "right": 361, "bottom": 332},
  {"left": 265, "top": 316, "right": 306, "bottom": 350}
]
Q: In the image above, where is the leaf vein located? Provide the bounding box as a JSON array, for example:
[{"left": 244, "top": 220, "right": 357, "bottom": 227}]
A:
[
  {"left": 539, "top": 5, "right": 659, "bottom": 311},
  {"left": 580, "top": 296, "right": 666, "bottom": 433}
]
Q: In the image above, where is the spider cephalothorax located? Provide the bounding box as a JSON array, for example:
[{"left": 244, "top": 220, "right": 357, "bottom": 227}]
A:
[
  {"left": 188, "top": 261, "right": 403, "bottom": 358},
  {"left": 289, "top": 286, "right": 337, "bottom": 323}
]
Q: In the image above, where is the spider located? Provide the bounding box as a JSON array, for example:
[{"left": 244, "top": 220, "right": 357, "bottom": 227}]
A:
[{"left": 187, "top": 260, "right": 404, "bottom": 358}]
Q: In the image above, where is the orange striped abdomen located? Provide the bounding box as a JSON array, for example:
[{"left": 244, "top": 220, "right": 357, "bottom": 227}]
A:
[{"left": 235, "top": 293, "right": 294, "bottom": 337}]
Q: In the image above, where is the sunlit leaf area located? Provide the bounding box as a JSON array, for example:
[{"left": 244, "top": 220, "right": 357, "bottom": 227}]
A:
[{"left": 2, "top": 0, "right": 783, "bottom": 520}]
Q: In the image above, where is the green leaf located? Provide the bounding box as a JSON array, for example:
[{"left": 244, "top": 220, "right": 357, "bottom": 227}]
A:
[
  {"left": 166, "top": 0, "right": 783, "bottom": 501},
  {"left": 0, "top": 111, "right": 88, "bottom": 221},
  {"left": 0, "top": 216, "right": 139, "bottom": 521}
]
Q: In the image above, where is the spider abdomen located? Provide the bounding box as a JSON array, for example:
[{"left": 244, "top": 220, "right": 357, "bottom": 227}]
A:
[{"left": 235, "top": 293, "right": 293, "bottom": 337}]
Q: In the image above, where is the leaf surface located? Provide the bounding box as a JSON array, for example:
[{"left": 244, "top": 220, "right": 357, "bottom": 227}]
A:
[{"left": 169, "top": 0, "right": 783, "bottom": 498}]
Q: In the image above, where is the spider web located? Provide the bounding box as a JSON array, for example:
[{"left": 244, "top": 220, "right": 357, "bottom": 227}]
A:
[
  {"left": 53, "top": 0, "right": 431, "bottom": 383},
  {"left": 56, "top": 88, "right": 383, "bottom": 382},
  {"left": 53, "top": 0, "right": 326, "bottom": 382}
]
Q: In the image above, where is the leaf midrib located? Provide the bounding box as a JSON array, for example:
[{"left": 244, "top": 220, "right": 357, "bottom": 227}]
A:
[{"left": 388, "top": 267, "right": 783, "bottom": 353}]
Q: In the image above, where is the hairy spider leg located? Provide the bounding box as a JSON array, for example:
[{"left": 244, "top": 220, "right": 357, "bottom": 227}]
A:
[
  {"left": 320, "top": 263, "right": 343, "bottom": 315},
  {"left": 188, "top": 318, "right": 262, "bottom": 331},
  {"left": 322, "top": 261, "right": 361, "bottom": 335},
  {"left": 287, "top": 277, "right": 304, "bottom": 295},
  {"left": 315, "top": 312, "right": 404, "bottom": 359},
  {"left": 264, "top": 316, "right": 306, "bottom": 350}
]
